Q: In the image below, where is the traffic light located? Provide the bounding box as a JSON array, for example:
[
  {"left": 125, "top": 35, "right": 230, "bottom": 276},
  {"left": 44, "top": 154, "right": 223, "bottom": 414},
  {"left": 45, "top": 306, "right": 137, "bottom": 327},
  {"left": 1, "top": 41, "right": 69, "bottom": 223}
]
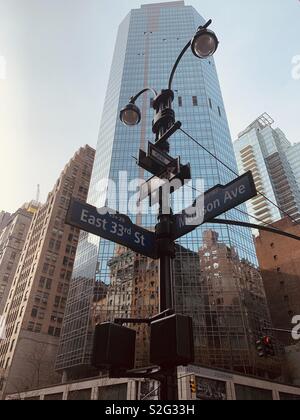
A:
[
  {"left": 263, "top": 336, "right": 275, "bottom": 357},
  {"left": 190, "top": 377, "right": 197, "bottom": 394},
  {"left": 150, "top": 314, "right": 194, "bottom": 367},
  {"left": 92, "top": 323, "right": 136, "bottom": 370},
  {"left": 255, "top": 336, "right": 275, "bottom": 358},
  {"left": 256, "top": 339, "right": 266, "bottom": 358}
]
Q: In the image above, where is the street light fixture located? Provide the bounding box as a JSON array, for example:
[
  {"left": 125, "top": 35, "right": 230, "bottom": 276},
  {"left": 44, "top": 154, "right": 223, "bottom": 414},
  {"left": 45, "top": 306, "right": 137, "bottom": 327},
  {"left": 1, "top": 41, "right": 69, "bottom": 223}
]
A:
[
  {"left": 120, "top": 103, "right": 141, "bottom": 126},
  {"left": 120, "top": 87, "right": 158, "bottom": 127},
  {"left": 191, "top": 27, "right": 219, "bottom": 59}
]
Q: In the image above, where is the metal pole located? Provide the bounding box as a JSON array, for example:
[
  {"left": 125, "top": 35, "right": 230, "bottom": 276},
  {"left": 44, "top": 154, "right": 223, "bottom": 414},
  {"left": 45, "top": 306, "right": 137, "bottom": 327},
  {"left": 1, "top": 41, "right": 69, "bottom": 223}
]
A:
[
  {"left": 153, "top": 90, "right": 178, "bottom": 401},
  {"left": 159, "top": 254, "right": 173, "bottom": 311}
]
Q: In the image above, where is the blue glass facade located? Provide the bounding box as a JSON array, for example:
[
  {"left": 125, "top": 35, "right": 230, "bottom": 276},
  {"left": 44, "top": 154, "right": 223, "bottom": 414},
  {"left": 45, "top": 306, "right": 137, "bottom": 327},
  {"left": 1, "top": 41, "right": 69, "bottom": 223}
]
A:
[{"left": 56, "top": 2, "right": 275, "bottom": 377}]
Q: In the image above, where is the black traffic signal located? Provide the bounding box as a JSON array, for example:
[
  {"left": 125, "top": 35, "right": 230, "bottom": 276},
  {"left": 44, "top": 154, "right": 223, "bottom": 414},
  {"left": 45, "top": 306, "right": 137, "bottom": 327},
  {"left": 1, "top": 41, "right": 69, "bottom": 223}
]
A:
[
  {"left": 256, "top": 336, "right": 275, "bottom": 358},
  {"left": 150, "top": 314, "right": 194, "bottom": 367},
  {"left": 262, "top": 336, "right": 275, "bottom": 357},
  {"left": 92, "top": 323, "right": 136, "bottom": 370},
  {"left": 256, "top": 339, "right": 266, "bottom": 358}
]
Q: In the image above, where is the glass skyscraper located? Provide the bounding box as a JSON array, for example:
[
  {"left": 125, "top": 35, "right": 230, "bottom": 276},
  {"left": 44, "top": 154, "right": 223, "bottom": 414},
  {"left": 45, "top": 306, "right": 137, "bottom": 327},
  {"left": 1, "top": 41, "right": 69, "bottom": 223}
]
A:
[
  {"left": 234, "top": 113, "right": 300, "bottom": 225},
  {"left": 56, "top": 1, "right": 277, "bottom": 379}
]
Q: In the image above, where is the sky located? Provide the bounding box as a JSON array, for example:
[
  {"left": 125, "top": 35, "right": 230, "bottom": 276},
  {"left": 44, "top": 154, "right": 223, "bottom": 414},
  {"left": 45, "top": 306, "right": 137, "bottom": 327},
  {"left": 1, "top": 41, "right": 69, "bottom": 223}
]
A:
[{"left": 0, "top": 0, "right": 299, "bottom": 213}]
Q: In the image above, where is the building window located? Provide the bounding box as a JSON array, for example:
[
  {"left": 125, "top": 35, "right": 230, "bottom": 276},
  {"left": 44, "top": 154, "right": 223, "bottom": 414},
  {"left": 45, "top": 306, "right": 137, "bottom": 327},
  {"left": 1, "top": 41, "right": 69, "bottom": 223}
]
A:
[
  {"left": 218, "top": 106, "right": 222, "bottom": 117},
  {"left": 3, "top": 274, "right": 9, "bottom": 283},
  {"left": 35, "top": 324, "right": 42, "bottom": 333},
  {"left": 46, "top": 279, "right": 52, "bottom": 290},
  {"left": 54, "top": 296, "right": 61, "bottom": 307},
  {"left": 54, "top": 328, "right": 61, "bottom": 338},
  {"left": 42, "top": 263, "right": 49, "bottom": 274},
  {"left": 192, "top": 96, "right": 198, "bottom": 106},
  {"left": 38, "top": 311, "right": 45, "bottom": 320},
  {"left": 209, "top": 98, "right": 212, "bottom": 109},
  {"left": 178, "top": 96, "right": 183, "bottom": 107},
  {"left": 28, "top": 322, "right": 34, "bottom": 332},
  {"left": 66, "top": 271, "right": 72, "bottom": 281},
  {"left": 39, "top": 277, "right": 46, "bottom": 288},
  {"left": 48, "top": 326, "right": 55, "bottom": 336},
  {"left": 31, "top": 308, "right": 38, "bottom": 318}
]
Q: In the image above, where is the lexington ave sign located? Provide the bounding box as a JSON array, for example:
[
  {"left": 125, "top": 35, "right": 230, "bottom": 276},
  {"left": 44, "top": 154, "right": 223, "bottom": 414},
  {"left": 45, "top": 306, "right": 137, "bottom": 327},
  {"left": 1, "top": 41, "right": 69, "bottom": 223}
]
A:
[{"left": 172, "top": 171, "right": 257, "bottom": 240}]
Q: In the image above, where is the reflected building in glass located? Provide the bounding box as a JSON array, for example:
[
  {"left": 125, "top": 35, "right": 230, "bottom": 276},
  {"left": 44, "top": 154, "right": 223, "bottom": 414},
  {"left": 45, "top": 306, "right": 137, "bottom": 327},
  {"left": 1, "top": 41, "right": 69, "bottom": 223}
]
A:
[{"left": 56, "top": 1, "right": 278, "bottom": 379}]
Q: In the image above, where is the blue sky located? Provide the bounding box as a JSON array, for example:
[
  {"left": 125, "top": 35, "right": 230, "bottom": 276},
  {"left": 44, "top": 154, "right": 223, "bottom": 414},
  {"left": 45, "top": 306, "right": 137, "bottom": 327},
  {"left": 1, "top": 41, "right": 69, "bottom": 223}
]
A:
[{"left": 0, "top": 0, "right": 299, "bottom": 213}]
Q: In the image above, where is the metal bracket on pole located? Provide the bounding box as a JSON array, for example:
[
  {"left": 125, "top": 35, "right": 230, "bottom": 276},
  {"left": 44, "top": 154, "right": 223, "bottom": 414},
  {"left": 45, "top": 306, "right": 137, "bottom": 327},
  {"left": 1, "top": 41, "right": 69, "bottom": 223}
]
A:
[
  {"left": 155, "top": 121, "right": 182, "bottom": 149},
  {"left": 114, "top": 309, "right": 175, "bottom": 327}
]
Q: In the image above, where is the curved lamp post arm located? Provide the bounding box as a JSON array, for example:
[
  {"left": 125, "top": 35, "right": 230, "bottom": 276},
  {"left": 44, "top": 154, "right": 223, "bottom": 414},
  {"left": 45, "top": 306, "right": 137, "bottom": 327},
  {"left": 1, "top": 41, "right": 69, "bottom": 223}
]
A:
[
  {"left": 168, "top": 41, "right": 191, "bottom": 90},
  {"left": 130, "top": 87, "right": 158, "bottom": 104},
  {"left": 168, "top": 19, "right": 213, "bottom": 90}
]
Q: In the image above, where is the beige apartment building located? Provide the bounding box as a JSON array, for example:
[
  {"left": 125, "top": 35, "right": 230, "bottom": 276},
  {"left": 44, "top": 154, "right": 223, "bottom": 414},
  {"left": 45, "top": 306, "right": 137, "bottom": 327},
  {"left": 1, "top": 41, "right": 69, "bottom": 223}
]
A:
[
  {"left": 0, "top": 145, "right": 95, "bottom": 398},
  {"left": 0, "top": 202, "right": 40, "bottom": 314}
]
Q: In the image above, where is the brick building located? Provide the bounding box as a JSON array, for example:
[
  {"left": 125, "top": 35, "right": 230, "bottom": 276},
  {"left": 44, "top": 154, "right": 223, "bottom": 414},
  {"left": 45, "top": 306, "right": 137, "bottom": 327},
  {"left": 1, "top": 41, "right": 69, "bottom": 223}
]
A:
[{"left": 255, "top": 217, "right": 300, "bottom": 346}]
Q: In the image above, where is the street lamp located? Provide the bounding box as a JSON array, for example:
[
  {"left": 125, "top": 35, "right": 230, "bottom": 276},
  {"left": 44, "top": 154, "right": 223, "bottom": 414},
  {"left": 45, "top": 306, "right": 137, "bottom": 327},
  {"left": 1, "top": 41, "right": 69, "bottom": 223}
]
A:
[
  {"left": 119, "top": 19, "right": 219, "bottom": 401},
  {"left": 120, "top": 87, "right": 158, "bottom": 127},
  {"left": 191, "top": 20, "right": 219, "bottom": 59},
  {"left": 120, "top": 103, "right": 141, "bottom": 126}
]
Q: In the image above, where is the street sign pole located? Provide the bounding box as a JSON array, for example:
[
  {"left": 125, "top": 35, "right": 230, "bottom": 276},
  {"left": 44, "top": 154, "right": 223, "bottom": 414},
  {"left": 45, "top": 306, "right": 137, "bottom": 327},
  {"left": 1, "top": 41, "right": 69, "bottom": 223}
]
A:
[{"left": 152, "top": 89, "right": 179, "bottom": 401}]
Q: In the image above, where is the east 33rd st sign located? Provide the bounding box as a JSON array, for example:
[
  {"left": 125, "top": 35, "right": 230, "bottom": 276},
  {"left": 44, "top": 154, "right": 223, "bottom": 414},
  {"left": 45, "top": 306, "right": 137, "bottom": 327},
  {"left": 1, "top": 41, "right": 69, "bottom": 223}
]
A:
[{"left": 66, "top": 199, "right": 158, "bottom": 259}]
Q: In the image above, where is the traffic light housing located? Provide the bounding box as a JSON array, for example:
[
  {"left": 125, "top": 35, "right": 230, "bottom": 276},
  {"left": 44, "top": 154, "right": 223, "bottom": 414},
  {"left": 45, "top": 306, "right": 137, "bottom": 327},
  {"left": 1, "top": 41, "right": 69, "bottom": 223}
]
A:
[
  {"left": 263, "top": 336, "right": 275, "bottom": 357},
  {"left": 190, "top": 377, "right": 197, "bottom": 394},
  {"left": 150, "top": 314, "right": 194, "bottom": 367},
  {"left": 256, "top": 336, "right": 275, "bottom": 358},
  {"left": 256, "top": 339, "right": 266, "bottom": 358},
  {"left": 92, "top": 323, "right": 136, "bottom": 370}
]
